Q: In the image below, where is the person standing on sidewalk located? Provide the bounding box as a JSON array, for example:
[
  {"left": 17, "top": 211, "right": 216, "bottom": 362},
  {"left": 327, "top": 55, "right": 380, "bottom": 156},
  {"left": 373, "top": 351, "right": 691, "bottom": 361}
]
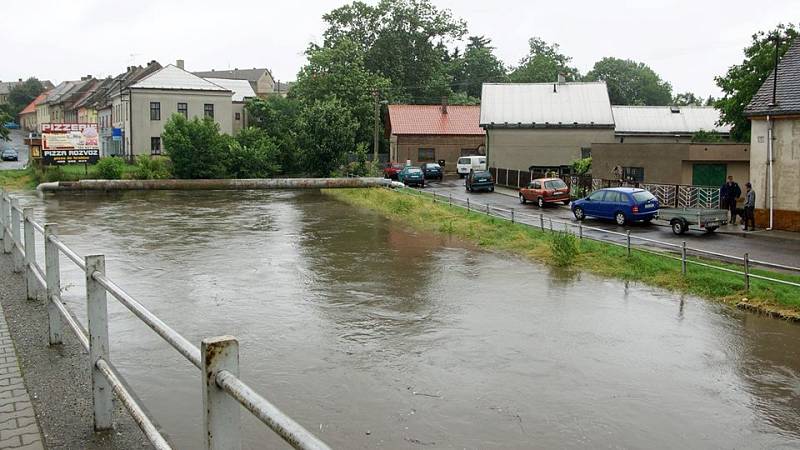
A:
[
  {"left": 742, "top": 182, "right": 756, "bottom": 231},
  {"left": 720, "top": 176, "right": 741, "bottom": 225}
]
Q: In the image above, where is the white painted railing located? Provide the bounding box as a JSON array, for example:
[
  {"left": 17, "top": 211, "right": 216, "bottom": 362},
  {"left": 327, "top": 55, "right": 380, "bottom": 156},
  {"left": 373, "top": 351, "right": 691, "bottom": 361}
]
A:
[{"left": 0, "top": 189, "right": 331, "bottom": 450}]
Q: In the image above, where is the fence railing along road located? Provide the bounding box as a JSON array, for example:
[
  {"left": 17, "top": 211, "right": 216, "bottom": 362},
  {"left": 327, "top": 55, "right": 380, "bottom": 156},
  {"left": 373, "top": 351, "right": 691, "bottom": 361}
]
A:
[
  {"left": 0, "top": 189, "right": 331, "bottom": 450},
  {"left": 406, "top": 187, "right": 800, "bottom": 291}
]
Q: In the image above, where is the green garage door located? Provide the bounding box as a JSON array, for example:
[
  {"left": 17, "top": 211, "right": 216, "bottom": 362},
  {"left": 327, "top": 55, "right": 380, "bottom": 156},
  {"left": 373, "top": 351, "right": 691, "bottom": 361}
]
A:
[{"left": 692, "top": 164, "right": 727, "bottom": 187}]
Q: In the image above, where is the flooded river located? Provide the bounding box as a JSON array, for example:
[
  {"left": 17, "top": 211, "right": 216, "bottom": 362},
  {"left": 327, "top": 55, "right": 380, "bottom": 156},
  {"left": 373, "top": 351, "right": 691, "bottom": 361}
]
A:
[{"left": 15, "top": 190, "right": 800, "bottom": 449}]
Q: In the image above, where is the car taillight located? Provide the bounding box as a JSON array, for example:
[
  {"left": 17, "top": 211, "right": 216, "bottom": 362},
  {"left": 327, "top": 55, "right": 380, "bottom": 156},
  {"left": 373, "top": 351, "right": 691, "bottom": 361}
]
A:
[{"left": 632, "top": 205, "right": 639, "bottom": 213}]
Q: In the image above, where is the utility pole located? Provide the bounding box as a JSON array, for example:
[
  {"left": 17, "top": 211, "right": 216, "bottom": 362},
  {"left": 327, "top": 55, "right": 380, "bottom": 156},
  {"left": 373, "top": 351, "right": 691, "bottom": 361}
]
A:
[{"left": 373, "top": 89, "right": 380, "bottom": 165}]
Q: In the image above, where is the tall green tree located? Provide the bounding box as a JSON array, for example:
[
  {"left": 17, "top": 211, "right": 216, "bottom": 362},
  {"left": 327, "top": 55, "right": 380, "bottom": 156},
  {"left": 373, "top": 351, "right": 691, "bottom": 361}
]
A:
[
  {"left": 7, "top": 78, "right": 45, "bottom": 116},
  {"left": 245, "top": 96, "right": 303, "bottom": 174},
  {"left": 298, "top": 98, "right": 359, "bottom": 177},
  {"left": 292, "top": 38, "right": 391, "bottom": 146},
  {"left": 508, "top": 37, "right": 579, "bottom": 83},
  {"left": 584, "top": 57, "right": 673, "bottom": 105},
  {"left": 673, "top": 92, "right": 704, "bottom": 106},
  {"left": 321, "top": 0, "right": 466, "bottom": 102},
  {"left": 449, "top": 35, "right": 508, "bottom": 98},
  {"left": 714, "top": 23, "right": 798, "bottom": 141}
]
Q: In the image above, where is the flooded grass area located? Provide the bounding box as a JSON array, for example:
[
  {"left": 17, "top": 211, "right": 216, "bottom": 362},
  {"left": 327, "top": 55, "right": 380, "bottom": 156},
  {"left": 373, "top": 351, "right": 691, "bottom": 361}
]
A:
[
  {"left": 326, "top": 188, "right": 800, "bottom": 317},
  {"left": 10, "top": 189, "right": 800, "bottom": 449}
]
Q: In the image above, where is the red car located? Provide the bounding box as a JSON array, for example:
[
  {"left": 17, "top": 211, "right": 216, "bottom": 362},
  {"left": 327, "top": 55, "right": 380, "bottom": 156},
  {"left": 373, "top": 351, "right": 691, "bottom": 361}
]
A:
[
  {"left": 383, "top": 162, "right": 404, "bottom": 180},
  {"left": 519, "top": 177, "right": 571, "bottom": 207}
]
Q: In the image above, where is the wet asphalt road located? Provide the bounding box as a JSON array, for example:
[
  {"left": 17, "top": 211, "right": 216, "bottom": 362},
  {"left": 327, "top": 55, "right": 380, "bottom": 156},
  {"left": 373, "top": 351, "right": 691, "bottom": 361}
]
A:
[
  {"left": 0, "top": 129, "right": 29, "bottom": 170},
  {"left": 417, "top": 177, "right": 800, "bottom": 270}
]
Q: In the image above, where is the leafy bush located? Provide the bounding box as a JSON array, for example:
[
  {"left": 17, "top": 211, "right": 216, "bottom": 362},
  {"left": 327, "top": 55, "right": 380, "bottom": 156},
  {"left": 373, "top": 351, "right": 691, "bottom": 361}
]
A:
[
  {"left": 225, "top": 127, "right": 281, "bottom": 178},
  {"left": 336, "top": 143, "right": 380, "bottom": 177},
  {"left": 550, "top": 231, "right": 579, "bottom": 267},
  {"left": 94, "top": 157, "right": 126, "bottom": 179},
  {"left": 132, "top": 155, "right": 172, "bottom": 180},
  {"left": 299, "top": 99, "right": 358, "bottom": 177},
  {"left": 571, "top": 157, "right": 592, "bottom": 175},
  {"left": 162, "top": 114, "right": 228, "bottom": 179}
]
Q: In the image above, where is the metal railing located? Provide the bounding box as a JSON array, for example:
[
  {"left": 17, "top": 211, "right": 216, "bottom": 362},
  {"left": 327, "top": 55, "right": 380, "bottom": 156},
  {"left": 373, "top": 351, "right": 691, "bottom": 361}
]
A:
[
  {"left": 417, "top": 188, "right": 800, "bottom": 291},
  {"left": 0, "top": 189, "right": 331, "bottom": 450}
]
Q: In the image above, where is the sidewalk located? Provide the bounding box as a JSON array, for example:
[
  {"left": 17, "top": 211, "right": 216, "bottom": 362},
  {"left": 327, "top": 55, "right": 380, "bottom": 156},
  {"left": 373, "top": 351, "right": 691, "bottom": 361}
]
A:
[
  {"left": 492, "top": 184, "right": 800, "bottom": 243},
  {"left": 0, "top": 254, "right": 151, "bottom": 449},
  {"left": 0, "top": 298, "right": 44, "bottom": 450}
]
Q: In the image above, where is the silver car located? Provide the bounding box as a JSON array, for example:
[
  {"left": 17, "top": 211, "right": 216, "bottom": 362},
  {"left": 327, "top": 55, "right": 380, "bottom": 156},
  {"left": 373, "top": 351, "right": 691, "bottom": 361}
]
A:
[{"left": 1, "top": 148, "right": 18, "bottom": 161}]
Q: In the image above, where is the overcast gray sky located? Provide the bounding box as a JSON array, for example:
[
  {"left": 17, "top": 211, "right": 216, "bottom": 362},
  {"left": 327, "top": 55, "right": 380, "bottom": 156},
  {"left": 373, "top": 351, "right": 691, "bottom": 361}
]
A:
[{"left": 0, "top": 0, "right": 795, "bottom": 98}]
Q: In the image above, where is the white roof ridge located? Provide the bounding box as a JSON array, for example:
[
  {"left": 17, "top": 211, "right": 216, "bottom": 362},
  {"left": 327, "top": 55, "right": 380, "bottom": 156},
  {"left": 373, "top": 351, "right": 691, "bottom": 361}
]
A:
[{"left": 132, "top": 64, "right": 232, "bottom": 91}]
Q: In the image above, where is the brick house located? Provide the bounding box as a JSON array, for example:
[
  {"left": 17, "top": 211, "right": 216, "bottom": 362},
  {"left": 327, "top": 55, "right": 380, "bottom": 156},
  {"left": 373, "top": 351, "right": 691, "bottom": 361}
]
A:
[{"left": 386, "top": 103, "right": 485, "bottom": 172}]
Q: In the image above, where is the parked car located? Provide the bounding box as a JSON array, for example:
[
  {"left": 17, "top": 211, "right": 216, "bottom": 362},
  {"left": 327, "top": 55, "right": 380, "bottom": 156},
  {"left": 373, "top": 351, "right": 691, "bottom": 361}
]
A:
[
  {"left": 1, "top": 148, "right": 18, "bottom": 161},
  {"left": 383, "top": 162, "right": 404, "bottom": 179},
  {"left": 3, "top": 122, "right": 19, "bottom": 130},
  {"left": 397, "top": 166, "right": 425, "bottom": 187},
  {"left": 571, "top": 187, "right": 659, "bottom": 225},
  {"left": 465, "top": 170, "right": 494, "bottom": 192},
  {"left": 420, "top": 162, "right": 443, "bottom": 180},
  {"left": 519, "top": 177, "right": 571, "bottom": 207},
  {"left": 456, "top": 155, "right": 486, "bottom": 178}
]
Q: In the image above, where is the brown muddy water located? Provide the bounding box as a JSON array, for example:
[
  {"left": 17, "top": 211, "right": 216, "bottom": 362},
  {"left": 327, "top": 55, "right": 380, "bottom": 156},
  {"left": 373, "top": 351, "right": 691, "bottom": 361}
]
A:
[{"left": 13, "top": 190, "right": 800, "bottom": 449}]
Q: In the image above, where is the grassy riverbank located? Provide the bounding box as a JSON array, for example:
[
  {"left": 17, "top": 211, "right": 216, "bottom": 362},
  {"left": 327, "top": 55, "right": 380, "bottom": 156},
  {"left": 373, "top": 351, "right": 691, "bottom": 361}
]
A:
[
  {"left": 0, "top": 164, "right": 142, "bottom": 191},
  {"left": 324, "top": 188, "right": 800, "bottom": 320}
]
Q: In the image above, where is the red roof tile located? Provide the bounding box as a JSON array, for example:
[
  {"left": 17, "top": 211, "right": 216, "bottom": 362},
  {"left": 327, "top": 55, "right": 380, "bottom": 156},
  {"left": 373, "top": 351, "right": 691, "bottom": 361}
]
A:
[
  {"left": 388, "top": 104, "right": 484, "bottom": 136},
  {"left": 19, "top": 92, "right": 48, "bottom": 116}
]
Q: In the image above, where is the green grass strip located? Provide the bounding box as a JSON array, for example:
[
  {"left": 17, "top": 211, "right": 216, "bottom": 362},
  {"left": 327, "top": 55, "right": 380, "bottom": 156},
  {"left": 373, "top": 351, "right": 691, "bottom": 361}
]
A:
[{"left": 323, "top": 187, "right": 800, "bottom": 320}]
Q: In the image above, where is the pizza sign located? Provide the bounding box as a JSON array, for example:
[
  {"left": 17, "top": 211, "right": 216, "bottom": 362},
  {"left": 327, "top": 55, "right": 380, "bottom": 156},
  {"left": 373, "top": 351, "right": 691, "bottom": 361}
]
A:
[{"left": 41, "top": 123, "right": 100, "bottom": 165}]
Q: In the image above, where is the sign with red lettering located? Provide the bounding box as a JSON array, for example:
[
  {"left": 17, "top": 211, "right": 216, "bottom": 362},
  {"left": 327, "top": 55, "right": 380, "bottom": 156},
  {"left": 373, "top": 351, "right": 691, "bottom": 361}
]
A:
[{"left": 41, "top": 123, "right": 100, "bottom": 165}]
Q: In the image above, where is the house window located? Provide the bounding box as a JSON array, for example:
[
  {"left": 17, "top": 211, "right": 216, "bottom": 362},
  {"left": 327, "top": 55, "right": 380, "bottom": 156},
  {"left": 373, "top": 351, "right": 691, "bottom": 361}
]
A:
[
  {"left": 204, "top": 104, "right": 214, "bottom": 119},
  {"left": 235, "top": 112, "right": 241, "bottom": 121},
  {"left": 177, "top": 103, "right": 188, "bottom": 118},
  {"left": 151, "top": 137, "right": 161, "bottom": 155},
  {"left": 622, "top": 166, "right": 644, "bottom": 183},
  {"left": 150, "top": 102, "right": 160, "bottom": 120},
  {"left": 418, "top": 148, "right": 435, "bottom": 162},
  {"left": 581, "top": 147, "right": 591, "bottom": 159},
  {"left": 460, "top": 148, "right": 480, "bottom": 157}
]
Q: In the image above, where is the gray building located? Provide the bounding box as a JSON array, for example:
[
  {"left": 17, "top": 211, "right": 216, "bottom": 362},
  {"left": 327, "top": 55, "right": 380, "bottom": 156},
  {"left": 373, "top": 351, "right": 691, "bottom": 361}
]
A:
[
  {"left": 480, "top": 80, "right": 616, "bottom": 178},
  {"left": 611, "top": 105, "right": 730, "bottom": 144},
  {"left": 203, "top": 78, "right": 256, "bottom": 134},
  {"left": 192, "top": 67, "right": 277, "bottom": 98},
  {"left": 116, "top": 64, "right": 233, "bottom": 156}
]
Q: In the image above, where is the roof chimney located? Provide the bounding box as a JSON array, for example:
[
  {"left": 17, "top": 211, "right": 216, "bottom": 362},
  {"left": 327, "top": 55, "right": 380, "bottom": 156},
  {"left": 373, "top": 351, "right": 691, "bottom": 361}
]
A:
[
  {"left": 441, "top": 96, "right": 448, "bottom": 114},
  {"left": 557, "top": 72, "right": 566, "bottom": 84},
  {"left": 176, "top": 59, "right": 184, "bottom": 69},
  {"left": 18, "top": 78, "right": 22, "bottom": 82}
]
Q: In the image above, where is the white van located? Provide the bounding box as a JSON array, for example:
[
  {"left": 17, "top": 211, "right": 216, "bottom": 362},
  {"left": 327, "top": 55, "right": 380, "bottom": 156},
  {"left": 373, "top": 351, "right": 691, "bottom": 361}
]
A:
[{"left": 457, "top": 156, "right": 487, "bottom": 178}]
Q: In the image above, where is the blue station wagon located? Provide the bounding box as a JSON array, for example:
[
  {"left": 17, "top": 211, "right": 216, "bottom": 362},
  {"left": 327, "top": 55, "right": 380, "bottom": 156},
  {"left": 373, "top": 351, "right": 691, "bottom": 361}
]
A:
[
  {"left": 397, "top": 166, "right": 425, "bottom": 187},
  {"left": 571, "top": 187, "right": 659, "bottom": 225}
]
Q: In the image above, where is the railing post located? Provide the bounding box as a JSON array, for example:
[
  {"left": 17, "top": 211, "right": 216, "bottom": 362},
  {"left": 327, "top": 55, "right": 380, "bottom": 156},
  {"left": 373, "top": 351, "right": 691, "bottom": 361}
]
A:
[
  {"left": 2, "top": 194, "right": 11, "bottom": 255},
  {"left": 0, "top": 190, "right": 6, "bottom": 249},
  {"left": 448, "top": 193, "right": 452, "bottom": 206},
  {"left": 540, "top": 213, "right": 544, "bottom": 230},
  {"left": 44, "top": 224, "right": 62, "bottom": 345},
  {"left": 744, "top": 253, "right": 750, "bottom": 291},
  {"left": 23, "top": 208, "right": 37, "bottom": 300},
  {"left": 10, "top": 199, "right": 22, "bottom": 272},
  {"left": 626, "top": 230, "right": 631, "bottom": 257},
  {"left": 681, "top": 241, "right": 687, "bottom": 276},
  {"left": 511, "top": 209, "right": 515, "bottom": 223},
  {"left": 86, "top": 254, "right": 112, "bottom": 430},
  {"left": 486, "top": 203, "right": 490, "bottom": 215},
  {"left": 202, "top": 336, "right": 241, "bottom": 450},
  {"left": 466, "top": 198, "right": 470, "bottom": 212},
  {"left": 578, "top": 223, "right": 583, "bottom": 240}
]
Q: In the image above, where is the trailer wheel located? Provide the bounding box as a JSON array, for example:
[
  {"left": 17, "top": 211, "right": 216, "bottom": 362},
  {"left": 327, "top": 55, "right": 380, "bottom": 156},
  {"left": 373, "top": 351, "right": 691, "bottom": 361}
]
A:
[
  {"left": 670, "top": 218, "right": 687, "bottom": 235},
  {"left": 705, "top": 226, "right": 718, "bottom": 233}
]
